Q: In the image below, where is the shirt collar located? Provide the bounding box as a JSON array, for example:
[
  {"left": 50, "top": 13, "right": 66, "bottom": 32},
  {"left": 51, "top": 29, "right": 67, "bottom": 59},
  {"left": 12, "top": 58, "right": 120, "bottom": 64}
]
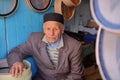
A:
[{"left": 42, "top": 35, "right": 64, "bottom": 49}]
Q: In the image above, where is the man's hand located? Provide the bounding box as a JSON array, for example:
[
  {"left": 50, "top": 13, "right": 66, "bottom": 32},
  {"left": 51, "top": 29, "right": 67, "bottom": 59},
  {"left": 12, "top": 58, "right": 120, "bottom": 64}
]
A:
[{"left": 9, "top": 62, "right": 26, "bottom": 78}]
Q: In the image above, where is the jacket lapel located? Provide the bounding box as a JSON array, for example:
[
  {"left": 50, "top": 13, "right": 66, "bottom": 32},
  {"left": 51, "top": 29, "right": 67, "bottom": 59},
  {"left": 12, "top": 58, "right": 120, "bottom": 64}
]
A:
[
  {"left": 57, "top": 35, "right": 68, "bottom": 70},
  {"left": 39, "top": 41, "right": 54, "bottom": 69}
]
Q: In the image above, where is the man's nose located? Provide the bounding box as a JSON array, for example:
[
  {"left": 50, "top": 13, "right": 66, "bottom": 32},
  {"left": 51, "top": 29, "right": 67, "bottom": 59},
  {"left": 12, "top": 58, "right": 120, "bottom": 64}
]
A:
[{"left": 50, "top": 29, "right": 54, "bottom": 35}]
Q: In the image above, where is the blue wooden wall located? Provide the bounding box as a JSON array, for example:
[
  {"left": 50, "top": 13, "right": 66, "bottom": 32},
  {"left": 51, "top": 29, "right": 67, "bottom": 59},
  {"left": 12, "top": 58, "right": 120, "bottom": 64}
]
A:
[{"left": 0, "top": 0, "right": 54, "bottom": 59}]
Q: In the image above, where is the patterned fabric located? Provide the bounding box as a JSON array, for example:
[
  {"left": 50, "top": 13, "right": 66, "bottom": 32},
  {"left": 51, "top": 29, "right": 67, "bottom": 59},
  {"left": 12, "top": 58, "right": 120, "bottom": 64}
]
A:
[{"left": 46, "top": 46, "right": 59, "bottom": 67}]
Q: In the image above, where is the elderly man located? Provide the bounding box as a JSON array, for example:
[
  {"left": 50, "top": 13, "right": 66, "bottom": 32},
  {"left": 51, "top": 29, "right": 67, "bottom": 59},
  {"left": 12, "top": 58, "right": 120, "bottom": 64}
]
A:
[{"left": 7, "top": 13, "right": 84, "bottom": 80}]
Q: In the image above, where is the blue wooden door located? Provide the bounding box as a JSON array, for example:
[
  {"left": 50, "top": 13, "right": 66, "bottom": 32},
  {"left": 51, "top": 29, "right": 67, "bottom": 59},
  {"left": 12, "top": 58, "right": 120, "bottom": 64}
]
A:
[
  {"left": 0, "top": 18, "right": 7, "bottom": 59},
  {"left": 0, "top": 0, "right": 54, "bottom": 59}
]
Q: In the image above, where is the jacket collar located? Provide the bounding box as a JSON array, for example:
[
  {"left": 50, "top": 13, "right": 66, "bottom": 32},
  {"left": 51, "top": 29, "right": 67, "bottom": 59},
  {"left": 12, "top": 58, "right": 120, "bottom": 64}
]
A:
[{"left": 42, "top": 35, "right": 64, "bottom": 49}]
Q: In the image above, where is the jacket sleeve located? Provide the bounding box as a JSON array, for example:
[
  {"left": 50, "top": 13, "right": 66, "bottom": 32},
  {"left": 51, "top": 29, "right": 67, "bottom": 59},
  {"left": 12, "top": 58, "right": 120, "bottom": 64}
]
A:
[
  {"left": 7, "top": 33, "right": 34, "bottom": 67},
  {"left": 65, "top": 42, "right": 84, "bottom": 80}
]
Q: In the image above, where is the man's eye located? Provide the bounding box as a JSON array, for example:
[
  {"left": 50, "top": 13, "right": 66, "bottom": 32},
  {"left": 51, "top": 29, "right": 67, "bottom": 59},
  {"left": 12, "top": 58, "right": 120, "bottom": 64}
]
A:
[
  {"left": 54, "top": 28, "right": 59, "bottom": 30},
  {"left": 46, "top": 28, "right": 50, "bottom": 30}
]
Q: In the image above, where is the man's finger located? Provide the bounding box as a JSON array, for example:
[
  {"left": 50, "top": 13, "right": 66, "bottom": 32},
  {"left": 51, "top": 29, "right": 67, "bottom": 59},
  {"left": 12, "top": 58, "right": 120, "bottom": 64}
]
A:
[
  {"left": 10, "top": 66, "right": 15, "bottom": 77},
  {"left": 19, "top": 65, "right": 23, "bottom": 77},
  {"left": 14, "top": 66, "right": 19, "bottom": 77}
]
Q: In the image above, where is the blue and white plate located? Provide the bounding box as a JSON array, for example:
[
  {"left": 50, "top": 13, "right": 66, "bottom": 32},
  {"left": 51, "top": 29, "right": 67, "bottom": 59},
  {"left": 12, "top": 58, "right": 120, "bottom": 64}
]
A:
[
  {"left": 96, "top": 28, "right": 120, "bottom": 80},
  {"left": 90, "top": 0, "right": 120, "bottom": 33}
]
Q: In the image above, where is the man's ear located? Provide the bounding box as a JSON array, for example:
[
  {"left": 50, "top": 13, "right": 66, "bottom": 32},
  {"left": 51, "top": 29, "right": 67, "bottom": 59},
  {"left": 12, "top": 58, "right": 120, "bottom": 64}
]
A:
[{"left": 61, "top": 26, "right": 64, "bottom": 34}]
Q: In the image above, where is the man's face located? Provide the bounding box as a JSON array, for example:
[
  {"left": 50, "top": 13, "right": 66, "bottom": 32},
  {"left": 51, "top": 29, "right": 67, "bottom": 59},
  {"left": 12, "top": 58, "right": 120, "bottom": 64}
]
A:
[{"left": 43, "top": 21, "right": 64, "bottom": 43}]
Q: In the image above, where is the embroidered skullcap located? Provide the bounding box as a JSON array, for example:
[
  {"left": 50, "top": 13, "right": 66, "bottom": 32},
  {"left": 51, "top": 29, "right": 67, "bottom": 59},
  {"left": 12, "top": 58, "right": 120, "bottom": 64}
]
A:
[{"left": 44, "top": 13, "right": 64, "bottom": 24}]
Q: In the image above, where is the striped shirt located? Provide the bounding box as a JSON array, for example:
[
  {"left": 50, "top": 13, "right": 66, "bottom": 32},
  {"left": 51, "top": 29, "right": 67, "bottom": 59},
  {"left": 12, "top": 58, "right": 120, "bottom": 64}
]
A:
[{"left": 42, "top": 36, "right": 64, "bottom": 67}]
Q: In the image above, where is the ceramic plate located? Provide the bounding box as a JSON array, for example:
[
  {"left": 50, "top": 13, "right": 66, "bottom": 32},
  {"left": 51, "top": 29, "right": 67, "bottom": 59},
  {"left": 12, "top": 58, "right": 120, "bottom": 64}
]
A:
[
  {"left": 96, "top": 28, "right": 120, "bottom": 80},
  {"left": 90, "top": 0, "right": 120, "bottom": 33}
]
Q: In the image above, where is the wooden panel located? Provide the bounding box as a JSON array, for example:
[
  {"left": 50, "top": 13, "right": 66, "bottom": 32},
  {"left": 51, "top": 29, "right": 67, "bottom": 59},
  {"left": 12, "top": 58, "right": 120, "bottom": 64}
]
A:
[
  {"left": 83, "top": 65, "right": 102, "bottom": 80},
  {"left": 0, "top": 18, "right": 7, "bottom": 59}
]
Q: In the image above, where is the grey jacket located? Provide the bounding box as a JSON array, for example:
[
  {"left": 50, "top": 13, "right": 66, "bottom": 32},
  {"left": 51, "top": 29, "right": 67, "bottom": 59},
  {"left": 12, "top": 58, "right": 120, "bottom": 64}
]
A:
[{"left": 7, "top": 32, "right": 84, "bottom": 80}]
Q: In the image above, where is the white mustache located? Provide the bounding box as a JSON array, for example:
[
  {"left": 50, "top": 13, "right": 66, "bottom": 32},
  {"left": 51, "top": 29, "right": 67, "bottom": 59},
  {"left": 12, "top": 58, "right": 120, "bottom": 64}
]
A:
[{"left": 48, "top": 36, "right": 56, "bottom": 38}]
